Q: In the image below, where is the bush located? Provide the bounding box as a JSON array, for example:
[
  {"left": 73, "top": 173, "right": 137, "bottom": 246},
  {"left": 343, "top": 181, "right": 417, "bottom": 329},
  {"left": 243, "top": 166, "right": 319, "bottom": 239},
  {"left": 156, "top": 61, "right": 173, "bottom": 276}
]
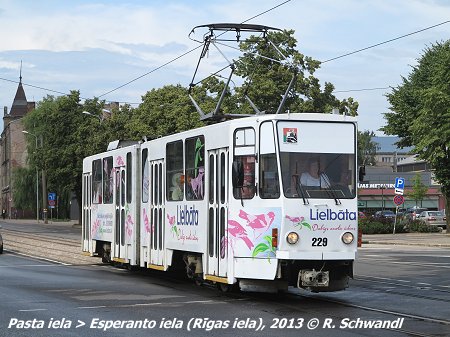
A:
[
  {"left": 358, "top": 218, "right": 408, "bottom": 234},
  {"left": 404, "top": 220, "right": 441, "bottom": 233}
]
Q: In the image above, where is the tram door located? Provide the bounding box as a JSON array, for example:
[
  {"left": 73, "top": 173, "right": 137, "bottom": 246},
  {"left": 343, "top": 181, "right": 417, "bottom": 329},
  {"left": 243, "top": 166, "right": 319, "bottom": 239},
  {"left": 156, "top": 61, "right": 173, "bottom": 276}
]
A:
[
  {"left": 113, "top": 166, "right": 126, "bottom": 260},
  {"left": 149, "top": 160, "right": 165, "bottom": 267},
  {"left": 82, "top": 173, "right": 91, "bottom": 253},
  {"left": 207, "top": 148, "right": 229, "bottom": 277}
]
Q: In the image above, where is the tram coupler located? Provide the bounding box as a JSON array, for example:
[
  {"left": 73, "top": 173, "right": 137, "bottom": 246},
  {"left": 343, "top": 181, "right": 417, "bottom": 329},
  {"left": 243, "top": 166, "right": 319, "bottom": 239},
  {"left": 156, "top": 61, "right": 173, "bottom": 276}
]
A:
[{"left": 298, "top": 269, "right": 330, "bottom": 288}]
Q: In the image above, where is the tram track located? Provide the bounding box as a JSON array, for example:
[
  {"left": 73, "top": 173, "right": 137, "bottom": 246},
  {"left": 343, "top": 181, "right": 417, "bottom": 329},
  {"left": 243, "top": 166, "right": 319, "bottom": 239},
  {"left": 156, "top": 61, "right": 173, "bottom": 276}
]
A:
[
  {"left": 1, "top": 229, "right": 94, "bottom": 265},
  {"left": 2, "top": 229, "right": 448, "bottom": 336}
]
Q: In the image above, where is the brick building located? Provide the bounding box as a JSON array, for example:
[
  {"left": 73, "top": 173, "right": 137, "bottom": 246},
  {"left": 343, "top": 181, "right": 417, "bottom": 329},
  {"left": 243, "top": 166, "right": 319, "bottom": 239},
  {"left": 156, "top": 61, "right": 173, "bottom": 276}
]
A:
[{"left": 0, "top": 73, "right": 35, "bottom": 218}]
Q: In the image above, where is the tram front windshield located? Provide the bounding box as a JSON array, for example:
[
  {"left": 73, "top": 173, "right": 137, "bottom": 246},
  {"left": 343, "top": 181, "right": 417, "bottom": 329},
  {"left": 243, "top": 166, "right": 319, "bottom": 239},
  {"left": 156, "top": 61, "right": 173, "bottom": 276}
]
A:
[
  {"left": 280, "top": 152, "right": 356, "bottom": 199},
  {"left": 276, "top": 121, "right": 356, "bottom": 200}
]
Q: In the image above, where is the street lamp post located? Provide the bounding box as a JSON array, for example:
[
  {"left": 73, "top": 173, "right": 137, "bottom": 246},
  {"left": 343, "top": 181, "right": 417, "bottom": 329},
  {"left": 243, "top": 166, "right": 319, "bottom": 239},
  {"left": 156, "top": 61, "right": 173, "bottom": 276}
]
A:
[
  {"left": 22, "top": 130, "right": 42, "bottom": 224},
  {"left": 82, "top": 109, "right": 111, "bottom": 123}
]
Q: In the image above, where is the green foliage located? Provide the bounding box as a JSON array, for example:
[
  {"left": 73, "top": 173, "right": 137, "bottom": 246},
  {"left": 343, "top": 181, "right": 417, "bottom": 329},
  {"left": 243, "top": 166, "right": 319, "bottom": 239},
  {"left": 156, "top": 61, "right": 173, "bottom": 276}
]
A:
[
  {"left": 359, "top": 217, "right": 441, "bottom": 234},
  {"left": 232, "top": 30, "right": 358, "bottom": 115},
  {"left": 358, "top": 217, "right": 406, "bottom": 234},
  {"left": 357, "top": 130, "right": 379, "bottom": 166},
  {"left": 129, "top": 85, "right": 205, "bottom": 138},
  {"left": 382, "top": 40, "right": 450, "bottom": 221},
  {"left": 404, "top": 220, "right": 440, "bottom": 233},
  {"left": 12, "top": 167, "right": 37, "bottom": 211},
  {"left": 407, "top": 173, "right": 428, "bottom": 206}
]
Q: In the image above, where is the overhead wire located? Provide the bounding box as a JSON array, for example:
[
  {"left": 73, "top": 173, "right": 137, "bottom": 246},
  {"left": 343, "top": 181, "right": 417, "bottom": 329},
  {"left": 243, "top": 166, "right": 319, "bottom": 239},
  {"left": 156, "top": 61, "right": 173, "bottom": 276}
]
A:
[
  {"left": 98, "top": 0, "right": 293, "bottom": 98},
  {"left": 321, "top": 20, "right": 450, "bottom": 63},
  {"left": 0, "top": 6, "right": 447, "bottom": 103}
]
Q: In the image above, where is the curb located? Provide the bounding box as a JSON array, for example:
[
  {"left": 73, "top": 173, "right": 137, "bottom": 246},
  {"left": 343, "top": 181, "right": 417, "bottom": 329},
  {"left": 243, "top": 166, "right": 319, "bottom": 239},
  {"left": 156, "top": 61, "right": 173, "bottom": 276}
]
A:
[{"left": 362, "top": 240, "right": 450, "bottom": 248}]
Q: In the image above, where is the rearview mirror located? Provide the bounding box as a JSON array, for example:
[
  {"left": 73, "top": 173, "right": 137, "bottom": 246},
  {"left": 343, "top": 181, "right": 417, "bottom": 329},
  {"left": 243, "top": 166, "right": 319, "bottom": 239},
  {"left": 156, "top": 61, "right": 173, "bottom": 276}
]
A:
[
  {"left": 358, "top": 166, "right": 366, "bottom": 182},
  {"left": 232, "top": 160, "right": 244, "bottom": 188}
]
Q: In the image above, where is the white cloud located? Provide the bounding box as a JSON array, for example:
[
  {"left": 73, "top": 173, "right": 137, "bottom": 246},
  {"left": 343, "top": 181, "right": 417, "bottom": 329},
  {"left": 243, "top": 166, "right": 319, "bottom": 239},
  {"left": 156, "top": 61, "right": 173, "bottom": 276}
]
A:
[{"left": 0, "top": 0, "right": 449, "bottom": 133}]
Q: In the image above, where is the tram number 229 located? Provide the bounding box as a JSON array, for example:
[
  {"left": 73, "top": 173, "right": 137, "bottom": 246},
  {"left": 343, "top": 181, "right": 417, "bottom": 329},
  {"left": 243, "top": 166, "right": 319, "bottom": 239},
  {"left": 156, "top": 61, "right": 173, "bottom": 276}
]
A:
[{"left": 312, "top": 237, "right": 328, "bottom": 246}]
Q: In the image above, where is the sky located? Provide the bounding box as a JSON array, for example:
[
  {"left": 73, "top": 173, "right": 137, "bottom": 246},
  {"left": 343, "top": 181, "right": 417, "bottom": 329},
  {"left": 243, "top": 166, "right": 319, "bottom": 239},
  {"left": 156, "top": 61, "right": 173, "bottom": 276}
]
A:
[{"left": 0, "top": 0, "right": 449, "bottom": 134}]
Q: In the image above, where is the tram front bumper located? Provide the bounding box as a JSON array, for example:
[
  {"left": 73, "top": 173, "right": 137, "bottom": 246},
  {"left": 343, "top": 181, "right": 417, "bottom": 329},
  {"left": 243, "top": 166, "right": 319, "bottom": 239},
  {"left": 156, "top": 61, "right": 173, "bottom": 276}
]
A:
[{"left": 276, "top": 250, "right": 356, "bottom": 260}]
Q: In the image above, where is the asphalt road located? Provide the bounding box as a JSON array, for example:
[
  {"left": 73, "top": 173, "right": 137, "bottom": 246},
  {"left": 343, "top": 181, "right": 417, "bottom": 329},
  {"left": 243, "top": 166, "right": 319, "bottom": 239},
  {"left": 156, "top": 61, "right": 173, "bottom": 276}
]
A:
[
  {"left": 1, "top": 219, "right": 449, "bottom": 336},
  {"left": 1, "top": 246, "right": 449, "bottom": 337}
]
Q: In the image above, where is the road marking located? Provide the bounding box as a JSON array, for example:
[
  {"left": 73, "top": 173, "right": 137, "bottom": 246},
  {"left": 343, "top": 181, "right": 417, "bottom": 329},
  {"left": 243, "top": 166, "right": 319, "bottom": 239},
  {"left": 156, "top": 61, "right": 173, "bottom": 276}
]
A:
[
  {"left": 76, "top": 300, "right": 220, "bottom": 310},
  {"left": 5, "top": 250, "right": 71, "bottom": 265},
  {"left": 19, "top": 309, "right": 48, "bottom": 312}
]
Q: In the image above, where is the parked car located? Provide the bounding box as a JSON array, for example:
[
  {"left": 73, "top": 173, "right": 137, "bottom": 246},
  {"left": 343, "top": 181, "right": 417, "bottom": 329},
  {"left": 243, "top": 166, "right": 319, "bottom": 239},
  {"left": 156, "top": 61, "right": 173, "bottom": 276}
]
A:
[
  {"left": 373, "top": 210, "right": 396, "bottom": 220},
  {"left": 0, "top": 225, "right": 3, "bottom": 254},
  {"left": 404, "top": 207, "right": 428, "bottom": 222},
  {"left": 417, "top": 211, "right": 447, "bottom": 230}
]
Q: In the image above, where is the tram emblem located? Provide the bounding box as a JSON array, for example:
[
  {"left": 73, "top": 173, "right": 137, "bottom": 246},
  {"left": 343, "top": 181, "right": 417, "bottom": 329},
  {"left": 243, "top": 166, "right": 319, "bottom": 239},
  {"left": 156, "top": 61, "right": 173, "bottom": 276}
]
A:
[{"left": 283, "top": 128, "right": 298, "bottom": 143}]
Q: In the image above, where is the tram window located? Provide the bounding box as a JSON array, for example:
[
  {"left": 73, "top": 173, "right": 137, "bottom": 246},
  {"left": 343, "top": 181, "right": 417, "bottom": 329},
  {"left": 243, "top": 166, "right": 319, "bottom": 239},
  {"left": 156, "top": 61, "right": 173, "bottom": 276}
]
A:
[
  {"left": 260, "top": 154, "right": 280, "bottom": 199},
  {"left": 121, "top": 171, "right": 125, "bottom": 207},
  {"left": 103, "top": 157, "right": 113, "bottom": 204},
  {"left": 158, "top": 163, "right": 163, "bottom": 205},
  {"left": 142, "top": 149, "right": 149, "bottom": 203},
  {"left": 232, "top": 155, "right": 255, "bottom": 199},
  {"left": 121, "top": 209, "right": 125, "bottom": 246},
  {"left": 220, "top": 152, "right": 226, "bottom": 203},
  {"left": 166, "top": 141, "right": 184, "bottom": 201},
  {"left": 126, "top": 152, "right": 132, "bottom": 203},
  {"left": 208, "top": 208, "right": 214, "bottom": 257},
  {"left": 92, "top": 159, "right": 102, "bottom": 204},
  {"left": 185, "top": 136, "right": 205, "bottom": 200},
  {"left": 209, "top": 155, "right": 214, "bottom": 204}
]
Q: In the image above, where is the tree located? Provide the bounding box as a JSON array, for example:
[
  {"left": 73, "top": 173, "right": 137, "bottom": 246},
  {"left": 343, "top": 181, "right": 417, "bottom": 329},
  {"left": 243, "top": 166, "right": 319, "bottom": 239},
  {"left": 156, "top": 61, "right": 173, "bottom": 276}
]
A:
[
  {"left": 357, "top": 130, "right": 379, "bottom": 166},
  {"left": 382, "top": 40, "right": 450, "bottom": 226},
  {"left": 12, "top": 167, "right": 37, "bottom": 216},
  {"left": 408, "top": 173, "right": 428, "bottom": 207},
  {"left": 22, "top": 92, "right": 111, "bottom": 220},
  {"left": 128, "top": 85, "right": 205, "bottom": 139},
  {"left": 235, "top": 30, "right": 359, "bottom": 115}
]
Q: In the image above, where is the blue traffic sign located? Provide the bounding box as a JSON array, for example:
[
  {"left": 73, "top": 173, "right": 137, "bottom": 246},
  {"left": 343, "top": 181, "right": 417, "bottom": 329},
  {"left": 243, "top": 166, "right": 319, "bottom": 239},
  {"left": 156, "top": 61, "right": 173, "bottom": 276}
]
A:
[
  {"left": 48, "top": 192, "right": 57, "bottom": 209},
  {"left": 395, "top": 177, "right": 405, "bottom": 190}
]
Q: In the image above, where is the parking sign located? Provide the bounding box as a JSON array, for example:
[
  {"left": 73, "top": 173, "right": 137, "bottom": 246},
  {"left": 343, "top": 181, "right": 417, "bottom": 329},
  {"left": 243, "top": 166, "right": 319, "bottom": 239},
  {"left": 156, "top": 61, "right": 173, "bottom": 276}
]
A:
[
  {"left": 394, "top": 177, "right": 405, "bottom": 195},
  {"left": 48, "top": 192, "right": 57, "bottom": 209}
]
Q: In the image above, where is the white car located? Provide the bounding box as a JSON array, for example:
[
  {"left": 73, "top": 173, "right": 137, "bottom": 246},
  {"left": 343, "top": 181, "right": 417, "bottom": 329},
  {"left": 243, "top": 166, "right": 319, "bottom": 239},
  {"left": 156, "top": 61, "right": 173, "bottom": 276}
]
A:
[{"left": 417, "top": 211, "right": 447, "bottom": 230}]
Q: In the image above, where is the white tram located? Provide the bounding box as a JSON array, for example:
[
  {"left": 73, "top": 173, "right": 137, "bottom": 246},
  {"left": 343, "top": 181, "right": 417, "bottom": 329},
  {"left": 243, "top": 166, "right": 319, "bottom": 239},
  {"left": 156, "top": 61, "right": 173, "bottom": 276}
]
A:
[{"left": 82, "top": 112, "right": 358, "bottom": 292}]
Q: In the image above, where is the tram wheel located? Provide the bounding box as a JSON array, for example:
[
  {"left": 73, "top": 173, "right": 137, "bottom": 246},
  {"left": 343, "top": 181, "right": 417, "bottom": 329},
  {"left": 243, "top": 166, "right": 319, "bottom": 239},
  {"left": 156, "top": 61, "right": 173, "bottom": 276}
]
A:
[{"left": 217, "top": 283, "right": 232, "bottom": 292}]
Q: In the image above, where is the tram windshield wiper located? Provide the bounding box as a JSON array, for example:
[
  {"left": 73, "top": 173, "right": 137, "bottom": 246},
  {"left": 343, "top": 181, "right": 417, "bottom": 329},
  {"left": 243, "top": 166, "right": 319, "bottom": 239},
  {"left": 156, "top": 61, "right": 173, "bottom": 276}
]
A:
[{"left": 292, "top": 174, "right": 309, "bottom": 205}]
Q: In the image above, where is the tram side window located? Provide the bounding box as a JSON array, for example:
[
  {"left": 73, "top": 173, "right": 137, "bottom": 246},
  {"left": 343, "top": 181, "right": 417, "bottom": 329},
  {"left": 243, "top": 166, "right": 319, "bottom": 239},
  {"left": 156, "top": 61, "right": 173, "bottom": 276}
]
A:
[
  {"left": 260, "top": 154, "right": 280, "bottom": 199},
  {"left": 142, "top": 149, "right": 149, "bottom": 203},
  {"left": 166, "top": 141, "right": 184, "bottom": 201},
  {"left": 103, "top": 157, "right": 113, "bottom": 204},
  {"left": 185, "top": 136, "right": 205, "bottom": 200},
  {"left": 126, "top": 152, "right": 132, "bottom": 203},
  {"left": 233, "top": 155, "right": 255, "bottom": 199},
  {"left": 92, "top": 159, "right": 102, "bottom": 204},
  {"left": 259, "top": 121, "right": 280, "bottom": 199},
  {"left": 233, "top": 127, "right": 256, "bottom": 200}
]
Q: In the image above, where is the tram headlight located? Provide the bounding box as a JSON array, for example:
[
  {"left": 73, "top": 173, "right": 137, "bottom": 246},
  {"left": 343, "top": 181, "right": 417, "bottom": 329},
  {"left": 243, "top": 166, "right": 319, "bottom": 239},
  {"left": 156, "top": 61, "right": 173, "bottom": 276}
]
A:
[
  {"left": 286, "top": 232, "right": 299, "bottom": 244},
  {"left": 341, "top": 232, "right": 354, "bottom": 244}
]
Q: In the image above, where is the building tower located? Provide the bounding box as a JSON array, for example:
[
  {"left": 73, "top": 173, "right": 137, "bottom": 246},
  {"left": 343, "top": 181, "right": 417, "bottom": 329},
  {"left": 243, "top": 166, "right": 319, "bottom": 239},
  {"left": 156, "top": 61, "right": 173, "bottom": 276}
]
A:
[{"left": 0, "top": 64, "right": 35, "bottom": 218}]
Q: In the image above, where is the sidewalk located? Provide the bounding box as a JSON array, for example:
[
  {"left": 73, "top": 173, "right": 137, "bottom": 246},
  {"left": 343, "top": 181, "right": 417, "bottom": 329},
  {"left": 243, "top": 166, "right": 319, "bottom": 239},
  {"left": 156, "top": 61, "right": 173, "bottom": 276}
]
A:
[{"left": 362, "top": 232, "right": 450, "bottom": 248}]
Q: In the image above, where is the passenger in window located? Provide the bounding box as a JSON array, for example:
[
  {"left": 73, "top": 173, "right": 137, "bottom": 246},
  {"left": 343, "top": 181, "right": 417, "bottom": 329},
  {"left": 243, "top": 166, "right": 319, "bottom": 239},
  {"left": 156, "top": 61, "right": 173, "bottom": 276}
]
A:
[
  {"left": 190, "top": 166, "right": 205, "bottom": 199},
  {"left": 300, "top": 159, "right": 330, "bottom": 188},
  {"left": 171, "top": 173, "right": 184, "bottom": 201}
]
